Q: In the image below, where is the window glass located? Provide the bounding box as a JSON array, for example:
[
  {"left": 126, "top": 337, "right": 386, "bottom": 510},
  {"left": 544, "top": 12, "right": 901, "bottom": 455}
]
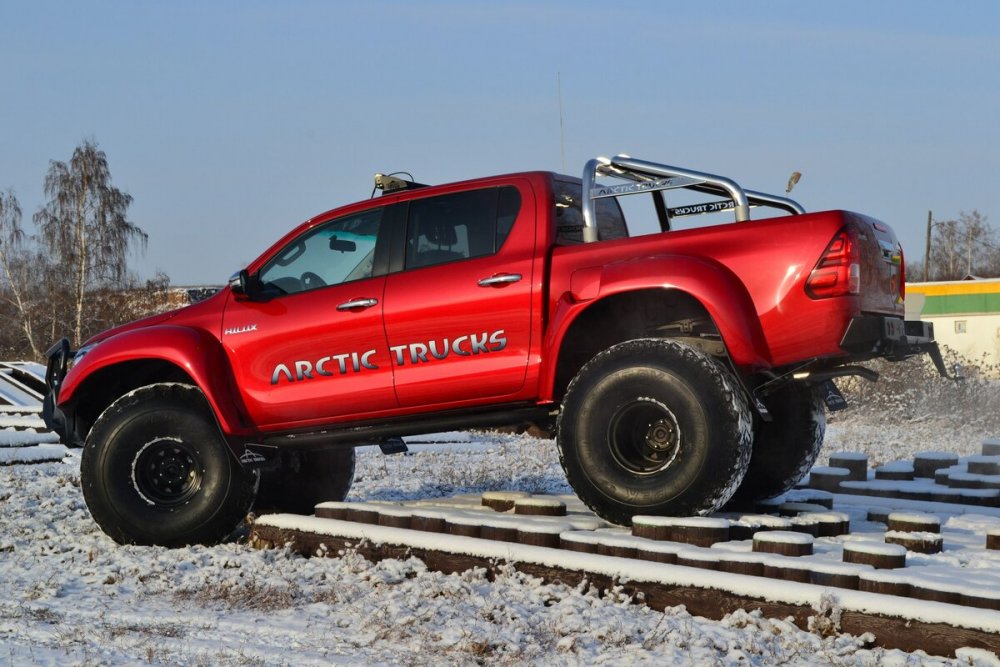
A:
[
  {"left": 259, "top": 208, "right": 383, "bottom": 295},
  {"left": 551, "top": 178, "right": 628, "bottom": 245},
  {"left": 405, "top": 186, "right": 520, "bottom": 270}
]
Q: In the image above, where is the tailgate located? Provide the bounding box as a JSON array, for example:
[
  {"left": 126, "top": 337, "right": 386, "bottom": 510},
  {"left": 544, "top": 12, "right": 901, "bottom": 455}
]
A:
[{"left": 850, "top": 213, "right": 905, "bottom": 317}]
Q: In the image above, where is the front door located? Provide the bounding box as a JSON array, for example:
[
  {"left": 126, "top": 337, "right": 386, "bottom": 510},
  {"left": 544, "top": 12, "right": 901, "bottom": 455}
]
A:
[{"left": 223, "top": 206, "right": 396, "bottom": 429}]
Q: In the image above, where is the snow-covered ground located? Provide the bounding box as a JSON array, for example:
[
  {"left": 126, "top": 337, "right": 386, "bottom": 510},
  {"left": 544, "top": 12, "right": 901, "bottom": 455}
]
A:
[{"left": 2, "top": 411, "right": 999, "bottom": 666}]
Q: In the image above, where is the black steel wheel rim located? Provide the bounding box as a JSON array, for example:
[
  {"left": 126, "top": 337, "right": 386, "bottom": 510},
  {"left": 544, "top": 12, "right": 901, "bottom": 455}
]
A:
[
  {"left": 133, "top": 438, "right": 204, "bottom": 507},
  {"left": 607, "top": 398, "right": 681, "bottom": 476}
]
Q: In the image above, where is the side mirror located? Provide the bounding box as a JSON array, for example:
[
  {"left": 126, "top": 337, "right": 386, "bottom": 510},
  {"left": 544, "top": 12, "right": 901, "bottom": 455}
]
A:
[{"left": 228, "top": 269, "right": 261, "bottom": 300}]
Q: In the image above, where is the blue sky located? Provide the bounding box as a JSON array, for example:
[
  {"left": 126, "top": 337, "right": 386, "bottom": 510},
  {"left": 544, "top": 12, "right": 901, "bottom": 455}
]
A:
[{"left": 2, "top": 1, "right": 998, "bottom": 284}]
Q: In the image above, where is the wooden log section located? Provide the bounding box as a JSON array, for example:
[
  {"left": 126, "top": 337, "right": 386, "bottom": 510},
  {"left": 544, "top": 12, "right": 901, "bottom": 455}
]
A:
[
  {"left": 887, "top": 511, "right": 940, "bottom": 534},
  {"left": 481, "top": 491, "right": 530, "bottom": 512},
  {"left": 913, "top": 452, "right": 960, "bottom": 479},
  {"left": 987, "top": 529, "right": 1000, "bottom": 551},
  {"left": 982, "top": 438, "right": 1000, "bottom": 457},
  {"left": 828, "top": 453, "right": 868, "bottom": 482},
  {"left": 843, "top": 542, "right": 906, "bottom": 569},
  {"left": 874, "top": 461, "right": 915, "bottom": 481},
  {"left": 884, "top": 531, "right": 943, "bottom": 555},
  {"left": 514, "top": 498, "right": 567, "bottom": 516},
  {"left": 807, "top": 466, "right": 850, "bottom": 492},
  {"left": 249, "top": 523, "right": 1000, "bottom": 657},
  {"left": 752, "top": 531, "right": 814, "bottom": 557},
  {"left": 966, "top": 455, "right": 1000, "bottom": 475}
]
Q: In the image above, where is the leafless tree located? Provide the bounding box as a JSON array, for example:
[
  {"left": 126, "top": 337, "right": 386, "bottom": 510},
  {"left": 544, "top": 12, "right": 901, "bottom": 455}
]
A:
[
  {"left": 0, "top": 189, "right": 46, "bottom": 358},
  {"left": 33, "top": 140, "right": 148, "bottom": 344},
  {"left": 927, "top": 210, "right": 997, "bottom": 281}
]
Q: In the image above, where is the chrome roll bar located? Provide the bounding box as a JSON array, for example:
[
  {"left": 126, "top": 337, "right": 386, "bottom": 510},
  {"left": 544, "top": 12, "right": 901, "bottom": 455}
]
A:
[{"left": 581, "top": 154, "right": 804, "bottom": 243}]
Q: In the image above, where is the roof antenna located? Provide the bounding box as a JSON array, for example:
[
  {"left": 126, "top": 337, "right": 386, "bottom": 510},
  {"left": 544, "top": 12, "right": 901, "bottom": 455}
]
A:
[{"left": 558, "top": 72, "right": 566, "bottom": 172}]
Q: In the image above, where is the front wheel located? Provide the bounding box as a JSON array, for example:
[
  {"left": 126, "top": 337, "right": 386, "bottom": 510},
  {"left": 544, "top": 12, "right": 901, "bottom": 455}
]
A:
[
  {"left": 80, "top": 383, "right": 255, "bottom": 547},
  {"left": 557, "top": 339, "right": 753, "bottom": 525}
]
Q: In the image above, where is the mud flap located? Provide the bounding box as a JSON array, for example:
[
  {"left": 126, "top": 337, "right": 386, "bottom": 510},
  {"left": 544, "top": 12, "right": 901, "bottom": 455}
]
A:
[{"left": 819, "top": 380, "right": 848, "bottom": 411}]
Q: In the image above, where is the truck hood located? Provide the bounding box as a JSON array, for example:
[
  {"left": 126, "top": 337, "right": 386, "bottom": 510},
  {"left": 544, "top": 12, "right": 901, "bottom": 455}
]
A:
[{"left": 79, "top": 308, "right": 185, "bottom": 349}]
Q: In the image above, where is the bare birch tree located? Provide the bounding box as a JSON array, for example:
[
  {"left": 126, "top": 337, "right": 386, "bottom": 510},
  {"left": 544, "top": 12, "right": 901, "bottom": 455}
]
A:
[
  {"left": 33, "top": 140, "right": 147, "bottom": 344},
  {"left": 0, "top": 189, "right": 45, "bottom": 358}
]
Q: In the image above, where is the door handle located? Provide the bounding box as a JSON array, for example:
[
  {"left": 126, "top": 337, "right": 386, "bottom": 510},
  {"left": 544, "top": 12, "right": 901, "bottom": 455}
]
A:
[
  {"left": 477, "top": 273, "right": 522, "bottom": 287},
  {"left": 337, "top": 298, "right": 378, "bottom": 311}
]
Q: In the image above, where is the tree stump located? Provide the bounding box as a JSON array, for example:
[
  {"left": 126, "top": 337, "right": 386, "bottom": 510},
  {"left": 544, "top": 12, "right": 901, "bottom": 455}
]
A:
[
  {"left": 514, "top": 497, "right": 567, "bottom": 516},
  {"left": 884, "top": 531, "right": 943, "bottom": 554},
  {"left": 982, "top": 438, "right": 1000, "bottom": 456},
  {"left": 410, "top": 510, "right": 448, "bottom": 533},
  {"left": 560, "top": 530, "right": 601, "bottom": 554},
  {"left": 481, "top": 490, "right": 530, "bottom": 512},
  {"left": 669, "top": 517, "right": 731, "bottom": 547},
  {"left": 799, "top": 511, "right": 850, "bottom": 537},
  {"left": 967, "top": 455, "right": 1000, "bottom": 475},
  {"left": 631, "top": 515, "right": 674, "bottom": 541},
  {"left": 858, "top": 571, "right": 911, "bottom": 596},
  {"left": 887, "top": 511, "right": 940, "bottom": 533},
  {"left": 807, "top": 466, "right": 850, "bottom": 492},
  {"left": 516, "top": 522, "right": 568, "bottom": 549},
  {"left": 874, "top": 461, "right": 914, "bottom": 481},
  {"left": 752, "top": 531, "right": 814, "bottom": 557},
  {"left": 913, "top": 451, "right": 959, "bottom": 478},
  {"left": 314, "top": 501, "right": 351, "bottom": 520},
  {"left": 843, "top": 542, "right": 906, "bottom": 569},
  {"left": 987, "top": 528, "right": 1000, "bottom": 550},
  {"left": 676, "top": 549, "right": 720, "bottom": 571},
  {"left": 445, "top": 514, "right": 482, "bottom": 538},
  {"left": 828, "top": 452, "right": 868, "bottom": 481},
  {"left": 376, "top": 507, "right": 412, "bottom": 529}
]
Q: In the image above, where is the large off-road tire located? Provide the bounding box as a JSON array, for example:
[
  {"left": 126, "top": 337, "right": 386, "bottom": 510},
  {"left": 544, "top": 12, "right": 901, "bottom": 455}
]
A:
[
  {"left": 557, "top": 338, "right": 753, "bottom": 525},
  {"left": 80, "top": 383, "right": 255, "bottom": 547},
  {"left": 253, "top": 447, "right": 356, "bottom": 515},
  {"left": 728, "top": 385, "right": 826, "bottom": 506}
]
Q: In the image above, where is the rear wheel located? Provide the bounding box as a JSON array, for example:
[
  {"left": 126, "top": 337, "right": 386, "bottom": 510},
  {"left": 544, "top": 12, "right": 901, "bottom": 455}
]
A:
[
  {"left": 80, "top": 383, "right": 254, "bottom": 547},
  {"left": 728, "top": 384, "right": 826, "bottom": 506},
  {"left": 557, "top": 338, "right": 753, "bottom": 525},
  {"left": 253, "top": 447, "right": 356, "bottom": 515}
]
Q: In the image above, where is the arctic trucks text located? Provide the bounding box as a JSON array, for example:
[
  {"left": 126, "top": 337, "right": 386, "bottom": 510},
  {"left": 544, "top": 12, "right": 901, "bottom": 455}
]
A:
[{"left": 44, "top": 154, "right": 942, "bottom": 547}]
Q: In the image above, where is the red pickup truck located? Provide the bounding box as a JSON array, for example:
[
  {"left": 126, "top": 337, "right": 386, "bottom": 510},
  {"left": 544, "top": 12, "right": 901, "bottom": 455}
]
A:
[{"left": 44, "top": 155, "right": 941, "bottom": 547}]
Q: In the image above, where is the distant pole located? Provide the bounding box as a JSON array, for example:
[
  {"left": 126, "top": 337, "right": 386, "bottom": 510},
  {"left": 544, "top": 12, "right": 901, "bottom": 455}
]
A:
[
  {"left": 924, "top": 210, "right": 932, "bottom": 282},
  {"left": 557, "top": 72, "right": 566, "bottom": 172}
]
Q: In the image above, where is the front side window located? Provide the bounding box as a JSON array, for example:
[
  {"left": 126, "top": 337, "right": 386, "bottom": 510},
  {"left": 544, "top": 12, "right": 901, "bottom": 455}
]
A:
[
  {"left": 405, "top": 186, "right": 521, "bottom": 270},
  {"left": 259, "top": 208, "right": 383, "bottom": 295}
]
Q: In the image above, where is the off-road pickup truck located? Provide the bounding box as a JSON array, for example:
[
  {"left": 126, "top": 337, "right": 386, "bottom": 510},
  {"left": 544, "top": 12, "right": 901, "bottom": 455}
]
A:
[{"left": 44, "top": 154, "right": 942, "bottom": 547}]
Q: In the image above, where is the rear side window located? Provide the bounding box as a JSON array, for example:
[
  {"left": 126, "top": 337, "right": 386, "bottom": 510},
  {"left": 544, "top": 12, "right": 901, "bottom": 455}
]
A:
[
  {"left": 405, "top": 186, "right": 521, "bottom": 270},
  {"left": 552, "top": 178, "right": 628, "bottom": 245}
]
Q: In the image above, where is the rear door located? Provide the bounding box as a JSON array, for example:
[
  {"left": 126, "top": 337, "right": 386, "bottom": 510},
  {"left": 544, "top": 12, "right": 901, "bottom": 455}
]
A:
[
  {"left": 222, "top": 205, "right": 398, "bottom": 429},
  {"left": 382, "top": 182, "right": 536, "bottom": 407}
]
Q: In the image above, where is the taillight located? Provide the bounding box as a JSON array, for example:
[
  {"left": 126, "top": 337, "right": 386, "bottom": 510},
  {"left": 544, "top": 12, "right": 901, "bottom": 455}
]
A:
[{"left": 806, "top": 228, "right": 860, "bottom": 299}]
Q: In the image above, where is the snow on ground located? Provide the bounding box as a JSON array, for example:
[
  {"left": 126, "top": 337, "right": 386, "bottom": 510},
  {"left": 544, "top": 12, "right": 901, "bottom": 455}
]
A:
[{"left": 2, "top": 414, "right": 999, "bottom": 666}]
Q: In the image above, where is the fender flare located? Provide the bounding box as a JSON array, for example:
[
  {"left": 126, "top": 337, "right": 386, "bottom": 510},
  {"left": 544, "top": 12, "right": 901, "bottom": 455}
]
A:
[
  {"left": 543, "top": 255, "right": 772, "bottom": 397},
  {"left": 59, "top": 325, "right": 250, "bottom": 438}
]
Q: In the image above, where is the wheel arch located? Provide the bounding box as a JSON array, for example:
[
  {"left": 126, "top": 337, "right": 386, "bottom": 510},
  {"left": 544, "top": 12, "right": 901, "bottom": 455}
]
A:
[
  {"left": 544, "top": 256, "right": 772, "bottom": 403},
  {"left": 57, "top": 325, "right": 251, "bottom": 448}
]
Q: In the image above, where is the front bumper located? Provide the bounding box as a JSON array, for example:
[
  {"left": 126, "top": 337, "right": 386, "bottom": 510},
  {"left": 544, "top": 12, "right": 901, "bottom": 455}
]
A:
[
  {"left": 840, "top": 316, "right": 947, "bottom": 376},
  {"left": 42, "top": 338, "right": 75, "bottom": 444}
]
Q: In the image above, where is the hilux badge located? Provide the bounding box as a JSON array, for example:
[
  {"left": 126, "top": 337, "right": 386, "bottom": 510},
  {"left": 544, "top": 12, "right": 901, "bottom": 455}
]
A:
[{"left": 224, "top": 324, "right": 258, "bottom": 336}]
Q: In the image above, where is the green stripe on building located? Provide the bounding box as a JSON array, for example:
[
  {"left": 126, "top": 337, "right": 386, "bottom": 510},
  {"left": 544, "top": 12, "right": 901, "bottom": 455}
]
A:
[{"left": 921, "top": 293, "right": 1000, "bottom": 315}]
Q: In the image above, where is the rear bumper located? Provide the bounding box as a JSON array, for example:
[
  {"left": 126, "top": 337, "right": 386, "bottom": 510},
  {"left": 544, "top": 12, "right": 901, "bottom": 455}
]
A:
[{"left": 840, "top": 316, "right": 947, "bottom": 375}]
